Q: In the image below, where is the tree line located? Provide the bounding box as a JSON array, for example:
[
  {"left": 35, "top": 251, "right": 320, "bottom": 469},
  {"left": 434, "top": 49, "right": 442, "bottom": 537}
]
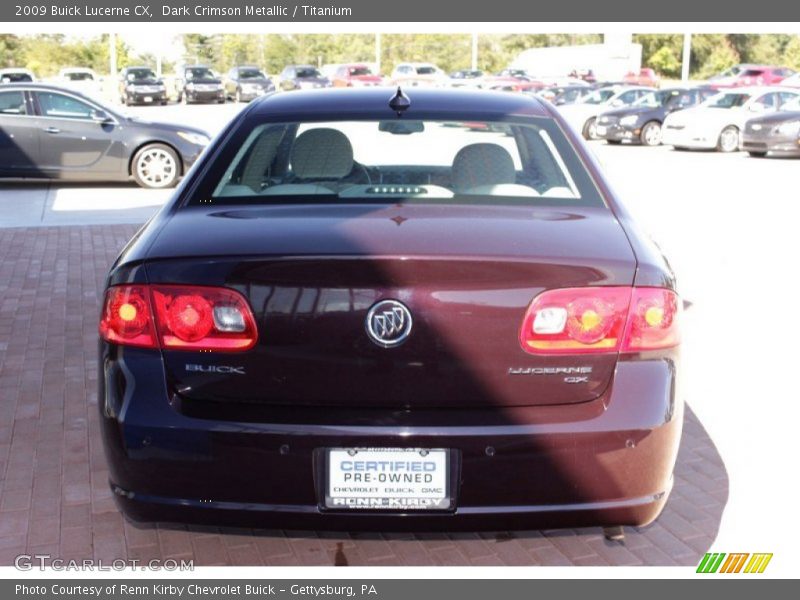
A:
[{"left": 2, "top": 33, "right": 800, "bottom": 79}]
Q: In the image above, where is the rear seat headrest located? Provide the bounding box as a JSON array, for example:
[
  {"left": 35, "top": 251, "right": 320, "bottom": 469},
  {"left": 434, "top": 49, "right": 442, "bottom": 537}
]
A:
[
  {"left": 290, "top": 128, "right": 354, "bottom": 179},
  {"left": 452, "top": 143, "right": 516, "bottom": 193}
]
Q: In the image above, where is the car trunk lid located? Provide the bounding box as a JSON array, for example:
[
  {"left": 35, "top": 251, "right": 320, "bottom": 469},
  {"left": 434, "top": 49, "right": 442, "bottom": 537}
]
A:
[{"left": 145, "top": 203, "right": 636, "bottom": 408}]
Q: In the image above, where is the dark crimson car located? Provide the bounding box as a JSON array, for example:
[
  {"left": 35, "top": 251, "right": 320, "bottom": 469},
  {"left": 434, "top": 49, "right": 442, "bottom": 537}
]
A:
[{"left": 99, "top": 88, "right": 682, "bottom": 533}]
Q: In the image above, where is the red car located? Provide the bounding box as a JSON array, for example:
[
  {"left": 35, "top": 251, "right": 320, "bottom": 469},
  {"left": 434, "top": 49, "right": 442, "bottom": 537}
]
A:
[
  {"left": 481, "top": 69, "right": 546, "bottom": 93},
  {"left": 709, "top": 64, "right": 795, "bottom": 88},
  {"left": 331, "top": 64, "right": 384, "bottom": 88},
  {"left": 99, "top": 88, "right": 682, "bottom": 534},
  {"left": 624, "top": 68, "right": 660, "bottom": 88}
]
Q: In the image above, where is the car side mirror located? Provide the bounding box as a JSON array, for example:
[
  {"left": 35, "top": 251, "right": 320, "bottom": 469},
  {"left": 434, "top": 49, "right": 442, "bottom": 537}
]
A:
[
  {"left": 749, "top": 102, "right": 767, "bottom": 113},
  {"left": 610, "top": 99, "right": 623, "bottom": 107},
  {"left": 91, "top": 109, "right": 111, "bottom": 123}
]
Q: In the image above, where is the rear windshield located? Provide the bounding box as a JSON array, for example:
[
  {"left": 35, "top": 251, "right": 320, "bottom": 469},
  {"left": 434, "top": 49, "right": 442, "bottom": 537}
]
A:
[
  {"left": 1, "top": 72, "right": 32, "bottom": 82},
  {"left": 581, "top": 89, "right": 615, "bottom": 105},
  {"left": 127, "top": 69, "right": 156, "bottom": 81},
  {"left": 349, "top": 67, "right": 372, "bottom": 76},
  {"left": 705, "top": 92, "right": 751, "bottom": 108},
  {"left": 296, "top": 68, "right": 321, "bottom": 78},
  {"left": 186, "top": 68, "right": 215, "bottom": 80},
  {"left": 635, "top": 89, "right": 682, "bottom": 108},
  {"left": 239, "top": 69, "right": 266, "bottom": 79},
  {"left": 65, "top": 72, "right": 94, "bottom": 81},
  {"left": 191, "top": 118, "right": 605, "bottom": 208}
]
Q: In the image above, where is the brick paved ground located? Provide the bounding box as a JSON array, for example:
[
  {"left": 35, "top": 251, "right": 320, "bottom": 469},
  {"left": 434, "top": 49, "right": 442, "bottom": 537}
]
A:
[{"left": 0, "top": 225, "right": 728, "bottom": 567}]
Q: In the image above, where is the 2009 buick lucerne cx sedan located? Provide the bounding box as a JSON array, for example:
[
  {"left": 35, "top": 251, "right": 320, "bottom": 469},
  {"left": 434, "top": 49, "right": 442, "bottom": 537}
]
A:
[{"left": 99, "top": 88, "right": 682, "bottom": 533}]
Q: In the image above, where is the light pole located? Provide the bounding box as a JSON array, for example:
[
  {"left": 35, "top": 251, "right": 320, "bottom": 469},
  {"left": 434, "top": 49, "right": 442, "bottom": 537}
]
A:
[
  {"left": 109, "top": 32, "right": 117, "bottom": 78},
  {"left": 681, "top": 33, "right": 692, "bottom": 82},
  {"left": 375, "top": 33, "right": 381, "bottom": 75},
  {"left": 472, "top": 33, "right": 478, "bottom": 71}
]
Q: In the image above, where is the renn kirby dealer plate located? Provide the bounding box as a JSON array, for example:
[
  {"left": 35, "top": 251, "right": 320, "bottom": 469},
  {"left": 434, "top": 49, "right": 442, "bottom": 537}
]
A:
[{"left": 326, "top": 448, "right": 450, "bottom": 510}]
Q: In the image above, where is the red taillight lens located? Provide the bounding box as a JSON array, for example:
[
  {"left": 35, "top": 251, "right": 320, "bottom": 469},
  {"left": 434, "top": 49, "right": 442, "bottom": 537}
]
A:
[
  {"left": 519, "top": 286, "right": 680, "bottom": 355},
  {"left": 622, "top": 287, "right": 681, "bottom": 351},
  {"left": 99, "top": 284, "right": 258, "bottom": 352},
  {"left": 99, "top": 286, "right": 157, "bottom": 348},
  {"left": 519, "top": 287, "right": 631, "bottom": 354},
  {"left": 151, "top": 285, "right": 258, "bottom": 351}
]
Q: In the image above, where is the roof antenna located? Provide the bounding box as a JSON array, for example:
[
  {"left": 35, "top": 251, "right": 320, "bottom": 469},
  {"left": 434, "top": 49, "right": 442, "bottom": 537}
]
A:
[{"left": 389, "top": 87, "right": 410, "bottom": 117}]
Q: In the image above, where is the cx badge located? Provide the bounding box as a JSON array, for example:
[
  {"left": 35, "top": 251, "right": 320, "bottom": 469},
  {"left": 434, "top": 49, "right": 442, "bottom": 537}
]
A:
[{"left": 365, "top": 300, "right": 413, "bottom": 348}]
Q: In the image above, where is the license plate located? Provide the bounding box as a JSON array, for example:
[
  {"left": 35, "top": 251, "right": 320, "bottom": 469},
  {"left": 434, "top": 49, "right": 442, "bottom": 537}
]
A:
[
  {"left": 596, "top": 125, "right": 607, "bottom": 135},
  {"left": 326, "top": 448, "right": 450, "bottom": 510},
  {"left": 143, "top": 96, "right": 153, "bottom": 103}
]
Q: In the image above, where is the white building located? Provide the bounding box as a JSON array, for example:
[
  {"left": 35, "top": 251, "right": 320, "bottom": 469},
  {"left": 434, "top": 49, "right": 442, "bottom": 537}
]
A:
[{"left": 510, "top": 35, "right": 642, "bottom": 81}]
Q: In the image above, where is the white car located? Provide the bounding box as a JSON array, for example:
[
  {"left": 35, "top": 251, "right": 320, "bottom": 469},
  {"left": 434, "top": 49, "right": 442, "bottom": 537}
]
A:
[
  {"left": 661, "top": 87, "right": 800, "bottom": 152},
  {"left": 55, "top": 67, "right": 104, "bottom": 99},
  {"left": 390, "top": 63, "right": 448, "bottom": 87},
  {"left": 779, "top": 72, "right": 800, "bottom": 88},
  {"left": 557, "top": 86, "right": 654, "bottom": 140}
]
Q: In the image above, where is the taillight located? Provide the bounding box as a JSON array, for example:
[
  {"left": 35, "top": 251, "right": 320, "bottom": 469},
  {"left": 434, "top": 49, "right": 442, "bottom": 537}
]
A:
[
  {"left": 519, "top": 287, "right": 680, "bottom": 355},
  {"left": 100, "top": 285, "right": 258, "bottom": 352},
  {"left": 622, "top": 287, "right": 681, "bottom": 351},
  {"left": 99, "top": 286, "right": 157, "bottom": 348}
]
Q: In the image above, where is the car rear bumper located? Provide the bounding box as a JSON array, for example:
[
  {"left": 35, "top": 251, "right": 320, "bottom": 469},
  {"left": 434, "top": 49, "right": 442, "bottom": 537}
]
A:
[{"left": 100, "top": 347, "right": 682, "bottom": 531}]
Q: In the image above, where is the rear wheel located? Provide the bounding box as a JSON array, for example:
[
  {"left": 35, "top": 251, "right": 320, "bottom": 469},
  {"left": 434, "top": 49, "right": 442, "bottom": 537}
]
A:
[
  {"left": 582, "top": 117, "right": 598, "bottom": 140},
  {"left": 717, "top": 126, "right": 740, "bottom": 153},
  {"left": 640, "top": 121, "right": 663, "bottom": 146},
  {"left": 748, "top": 151, "right": 767, "bottom": 158},
  {"left": 131, "top": 143, "right": 180, "bottom": 189}
]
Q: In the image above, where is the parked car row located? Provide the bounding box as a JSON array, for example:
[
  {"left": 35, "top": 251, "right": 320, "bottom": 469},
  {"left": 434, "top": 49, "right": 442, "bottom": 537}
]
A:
[{"left": 577, "top": 83, "right": 800, "bottom": 158}]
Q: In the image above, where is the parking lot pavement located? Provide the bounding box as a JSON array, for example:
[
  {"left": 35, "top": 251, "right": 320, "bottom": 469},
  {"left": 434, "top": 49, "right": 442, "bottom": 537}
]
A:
[{"left": 0, "top": 182, "right": 170, "bottom": 228}]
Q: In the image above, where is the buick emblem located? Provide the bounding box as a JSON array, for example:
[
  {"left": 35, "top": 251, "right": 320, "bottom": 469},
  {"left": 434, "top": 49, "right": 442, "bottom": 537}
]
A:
[{"left": 365, "top": 300, "right": 413, "bottom": 347}]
